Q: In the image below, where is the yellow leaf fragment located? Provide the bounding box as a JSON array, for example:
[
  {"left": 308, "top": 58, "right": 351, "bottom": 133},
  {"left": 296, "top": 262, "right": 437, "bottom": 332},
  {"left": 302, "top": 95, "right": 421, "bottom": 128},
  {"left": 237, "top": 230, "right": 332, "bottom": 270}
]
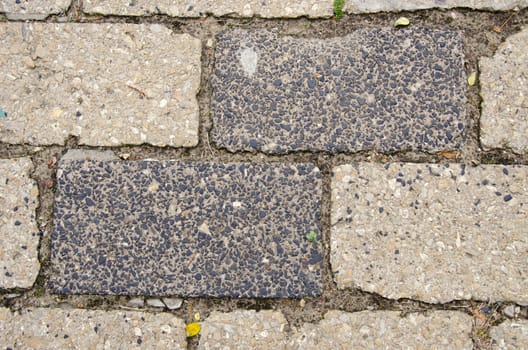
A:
[
  {"left": 468, "top": 72, "right": 477, "bottom": 86},
  {"left": 395, "top": 17, "right": 410, "bottom": 27},
  {"left": 186, "top": 322, "right": 201, "bottom": 337}
]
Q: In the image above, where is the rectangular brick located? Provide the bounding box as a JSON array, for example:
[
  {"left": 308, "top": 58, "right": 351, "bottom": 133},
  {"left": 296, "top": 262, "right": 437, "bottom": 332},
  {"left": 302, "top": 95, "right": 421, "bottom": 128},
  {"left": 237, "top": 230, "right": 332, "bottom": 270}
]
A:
[
  {"left": 0, "top": 0, "right": 70, "bottom": 20},
  {"left": 0, "top": 158, "right": 40, "bottom": 289},
  {"left": 331, "top": 163, "right": 528, "bottom": 303},
  {"left": 0, "top": 23, "right": 200, "bottom": 147},
  {"left": 212, "top": 28, "right": 466, "bottom": 153},
  {"left": 83, "top": 0, "right": 332, "bottom": 18},
  {"left": 0, "top": 307, "right": 186, "bottom": 349},
  {"left": 50, "top": 159, "right": 322, "bottom": 297}
]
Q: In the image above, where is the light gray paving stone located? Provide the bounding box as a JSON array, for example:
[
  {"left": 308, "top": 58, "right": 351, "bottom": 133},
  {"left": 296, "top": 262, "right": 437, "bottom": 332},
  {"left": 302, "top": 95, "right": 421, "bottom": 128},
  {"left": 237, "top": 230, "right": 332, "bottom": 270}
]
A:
[
  {"left": 198, "top": 310, "right": 289, "bottom": 349},
  {"left": 491, "top": 320, "right": 528, "bottom": 350},
  {"left": 0, "top": 0, "right": 70, "bottom": 20},
  {"left": 331, "top": 163, "right": 528, "bottom": 303},
  {"left": 0, "top": 307, "right": 186, "bottom": 349},
  {"left": 291, "top": 310, "right": 473, "bottom": 349},
  {"left": 344, "top": 0, "right": 528, "bottom": 13},
  {"left": 50, "top": 160, "right": 322, "bottom": 297},
  {"left": 83, "top": 0, "right": 333, "bottom": 18},
  {"left": 0, "top": 23, "right": 200, "bottom": 147},
  {"left": 0, "top": 158, "right": 40, "bottom": 289},
  {"left": 480, "top": 28, "right": 528, "bottom": 154},
  {"left": 212, "top": 28, "right": 467, "bottom": 154}
]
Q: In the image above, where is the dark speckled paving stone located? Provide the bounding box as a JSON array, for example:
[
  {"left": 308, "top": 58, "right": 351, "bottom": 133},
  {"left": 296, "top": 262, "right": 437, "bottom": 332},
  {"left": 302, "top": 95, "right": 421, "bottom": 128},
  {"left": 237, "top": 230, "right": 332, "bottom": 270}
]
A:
[
  {"left": 212, "top": 28, "right": 467, "bottom": 153},
  {"left": 50, "top": 159, "right": 322, "bottom": 297}
]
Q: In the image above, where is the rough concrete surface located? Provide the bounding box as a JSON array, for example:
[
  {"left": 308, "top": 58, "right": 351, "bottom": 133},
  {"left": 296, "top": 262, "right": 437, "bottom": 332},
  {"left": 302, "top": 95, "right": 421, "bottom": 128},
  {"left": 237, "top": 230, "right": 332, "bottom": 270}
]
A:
[
  {"left": 291, "top": 310, "right": 473, "bottom": 349},
  {"left": 480, "top": 27, "right": 528, "bottom": 154},
  {"left": 50, "top": 159, "right": 323, "bottom": 297},
  {"left": 212, "top": 28, "right": 466, "bottom": 153},
  {"left": 198, "top": 310, "right": 289, "bottom": 349},
  {"left": 0, "top": 23, "right": 200, "bottom": 147},
  {"left": 0, "top": 158, "right": 40, "bottom": 289},
  {"left": 0, "top": 0, "right": 70, "bottom": 20},
  {"left": 331, "top": 163, "right": 528, "bottom": 303},
  {"left": 344, "top": 0, "right": 528, "bottom": 13},
  {"left": 491, "top": 320, "right": 528, "bottom": 350},
  {"left": 83, "top": 0, "right": 333, "bottom": 18},
  {"left": 0, "top": 307, "right": 186, "bottom": 349}
]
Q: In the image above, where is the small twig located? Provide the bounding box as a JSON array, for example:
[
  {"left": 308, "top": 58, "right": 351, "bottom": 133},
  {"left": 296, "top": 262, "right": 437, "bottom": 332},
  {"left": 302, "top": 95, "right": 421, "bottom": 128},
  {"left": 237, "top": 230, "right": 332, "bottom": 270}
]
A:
[
  {"left": 126, "top": 83, "right": 148, "bottom": 98},
  {"left": 493, "top": 13, "right": 515, "bottom": 33}
]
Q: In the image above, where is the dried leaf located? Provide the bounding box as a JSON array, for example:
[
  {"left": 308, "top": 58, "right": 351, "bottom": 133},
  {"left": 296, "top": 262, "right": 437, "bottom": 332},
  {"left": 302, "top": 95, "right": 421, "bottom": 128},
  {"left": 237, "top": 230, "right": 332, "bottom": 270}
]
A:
[
  {"left": 467, "top": 72, "right": 477, "bottom": 86},
  {"left": 395, "top": 17, "right": 410, "bottom": 27},
  {"left": 437, "top": 151, "right": 459, "bottom": 159},
  {"left": 186, "top": 322, "right": 201, "bottom": 337}
]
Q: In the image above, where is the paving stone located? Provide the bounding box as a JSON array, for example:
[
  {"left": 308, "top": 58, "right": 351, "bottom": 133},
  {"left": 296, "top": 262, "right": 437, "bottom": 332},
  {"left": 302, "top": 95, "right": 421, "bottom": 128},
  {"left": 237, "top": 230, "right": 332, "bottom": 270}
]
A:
[
  {"left": 0, "top": 23, "right": 200, "bottom": 147},
  {"left": 211, "top": 28, "right": 466, "bottom": 154},
  {"left": 0, "top": 307, "right": 186, "bottom": 349},
  {"left": 0, "top": 158, "right": 40, "bottom": 289},
  {"left": 50, "top": 160, "right": 322, "bottom": 297},
  {"left": 0, "top": 0, "right": 70, "bottom": 20},
  {"left": 480, "top": 28, "right": 528, "bottom": 154},
  {"left": 291, "top": 310, "right": 473, "bottom": 349},
  {"left": 331, "top": 163, "right": 528, "bottom": 303},
  {"left": 198, "top": 310, "right": 289, "bottom": 349},
  {"left": 344, "top": 0, "right": 528, "bottom": 13},
  {"left": 83, "top": 0, "right": 333, "bottom": 18},
  {"left": 491, "top": 320, "right": 528, "bottom": 350}
]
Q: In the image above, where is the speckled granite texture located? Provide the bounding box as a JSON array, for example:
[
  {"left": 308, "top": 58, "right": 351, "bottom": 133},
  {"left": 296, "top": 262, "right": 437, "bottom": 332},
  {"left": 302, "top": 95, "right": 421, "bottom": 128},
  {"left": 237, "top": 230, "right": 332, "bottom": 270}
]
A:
[
  {"left": 50, "top": 160, "right": 322, "bottom": 297},
  {"left": 344, "top": 0, "right": 528, "bottom": 13},
  {"left": 211, "top": 28, "right": 467, "bottom": 154},
  {"left": 331, "top": 163, "right": 528, "bottom": 303},
  {"left": 491, "top": 320, "right": 528, "bottom": 350},
  {"left": 291, "top": 310, "right": 473, "bottom": 349},
  {"left": 480, "top": 27, "right": 528, "bottom": 154},
  {"left": 199, "top": 310, "right": 289, "bottom": 349},
  {"left": 0, "top": 23, "right": 200, "bottom": 147},
  {"left": 83, "top": 0, "right": 333, "bottom": 17},
  {"left": 0, "top": 307, "right": 186, "bottom": 349},
  {"left": 0, "top": 0, "right": 70, "bottom": 20},
  {"left": 0, "top": 158, "right": 40, "bottom": 289}
]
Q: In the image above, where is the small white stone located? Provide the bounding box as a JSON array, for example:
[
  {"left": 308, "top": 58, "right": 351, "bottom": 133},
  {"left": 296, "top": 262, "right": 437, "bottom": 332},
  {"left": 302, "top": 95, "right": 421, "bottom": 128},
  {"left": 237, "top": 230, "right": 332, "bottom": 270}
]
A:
[
  {"left": 127, "top": 297, "right": 144, "bottom": 307},
  {"left": 159, "top": 99, "right": 168, "bottom": 108},
  {"left": 162, "top": 298, "right": 183, "bottom": 310},
  {"left": 146, "top": 298, "right": 165, "bottom": 308}
]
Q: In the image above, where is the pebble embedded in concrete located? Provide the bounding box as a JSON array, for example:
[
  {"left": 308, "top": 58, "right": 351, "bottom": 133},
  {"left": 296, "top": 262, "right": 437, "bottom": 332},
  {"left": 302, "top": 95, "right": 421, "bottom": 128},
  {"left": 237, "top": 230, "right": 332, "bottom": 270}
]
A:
[
  {"left": 480, "top": 27, "right": 528, "bottom": 154},
  {"left": 212, "top": 28, "right": 467, "bottom": 153},
  {"left": 331, "top": 162, "right": 528, "bottom": 303},
  {"left": 0, "top": 23, "right": 200, "bottom": 147},
  {"left": 0, "top": 158, "right": 40, "bottom": 289},
  {"left": 0, "top": 307, "right": 186, "bottom": 349}
]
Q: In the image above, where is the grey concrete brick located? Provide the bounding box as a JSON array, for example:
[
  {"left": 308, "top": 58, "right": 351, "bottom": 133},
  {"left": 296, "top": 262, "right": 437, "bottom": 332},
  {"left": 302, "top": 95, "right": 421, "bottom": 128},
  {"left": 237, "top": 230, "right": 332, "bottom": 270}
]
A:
[
  {"left": 491, "top": 320, "right": 528, "bottom": 350},
  {"left": 480, "top": 28, "right": 528, "bottom": 154},
  {"left": 0, "top": 0, "right": 70, "bottom": 20},
  {"left": 0, "top": 307, "right": 186, "bottom": 349},
  {"left": 211, "top": 28, "right": 466, "bottom": 154},
  {"left": 344, "top": 0, "right": 528, "bottom": 13},
  {"left": 0, "top": 158, "right": 40, "bottom": 289},
  {"left": 83, "top": 0, "right": 333, "bottom": 18},
  {"left": 0, "top": 23, "right": 200, "bottom": 147},
  {"left": 50, "top": 159, "right": 322, "bottom": 297},
  {"left": 198, "top": 310, "right": 289, "bottom": 349},
  {"left": 331, "top": 163, "right": 528, "bottom": 303},
  {"left": 291, "top": 310, "right": 473, "bottom": 349}
]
